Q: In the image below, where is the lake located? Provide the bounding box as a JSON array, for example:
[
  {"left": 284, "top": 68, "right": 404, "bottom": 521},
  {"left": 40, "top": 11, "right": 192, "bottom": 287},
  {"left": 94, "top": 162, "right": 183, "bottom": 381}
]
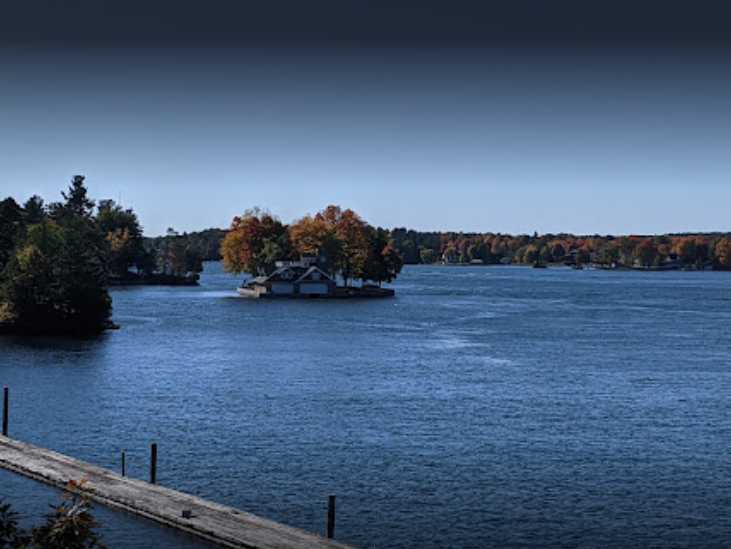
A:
[{"left": 2, "top": 263, "right": 731, "bottom": 548}]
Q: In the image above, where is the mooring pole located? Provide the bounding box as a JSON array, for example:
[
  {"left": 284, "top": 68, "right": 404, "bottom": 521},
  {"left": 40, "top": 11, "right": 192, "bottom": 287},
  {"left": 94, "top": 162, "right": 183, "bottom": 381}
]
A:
[
  {"left": 121, "top": 450, "right": 126, "bottom": 477},
  {"left": 327, "top": 495, "right": 336, "bottom": 539},
  {"left": 150, "top": 443, "right": 157, "bottom": 484},
  {"left": 2, "top": 387, "right": 8, "bottom": 437}
]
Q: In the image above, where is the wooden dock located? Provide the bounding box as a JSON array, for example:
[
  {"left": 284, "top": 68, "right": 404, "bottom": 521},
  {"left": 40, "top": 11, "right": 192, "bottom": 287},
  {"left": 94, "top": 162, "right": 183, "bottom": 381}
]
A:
[{"left": 0, "top": 435, "right": 353, "bottom": 549}]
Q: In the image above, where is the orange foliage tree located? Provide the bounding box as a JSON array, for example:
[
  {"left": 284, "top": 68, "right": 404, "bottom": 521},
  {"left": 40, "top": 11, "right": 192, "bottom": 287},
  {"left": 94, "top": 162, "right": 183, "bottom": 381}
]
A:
[
  {"left": 223, "top": 205, "right": 404, "bottom": 285},
  {"left": 714, "top": 237, "right": 731, "bottom": 269},
  {"left": 221, "top": 209, "right": 290, "bottom": 275}
]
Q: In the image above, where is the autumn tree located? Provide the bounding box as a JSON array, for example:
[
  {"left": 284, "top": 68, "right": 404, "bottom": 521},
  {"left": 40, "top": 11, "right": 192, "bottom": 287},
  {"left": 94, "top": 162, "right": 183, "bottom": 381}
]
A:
[
  {"left": 524, "top": 244, "right": 540, "bottom": 264},
  {"left": 550, "top": 242, "right": 566, "bottom": 262},
  {"left": 288, "top": 214, "right": 343, "bottom": 277},
  {"left": 317, "top": 205, "right": 368, "bottom": 285},
  {"left": 673, "top": 237, "right": 697, "bottom": 265},
  {"left": 714, "top": 237, "right": 731, "bottom": 269},
  {"left": 635, "top": 239, "right": 658, "bottom": 267},
  {"left": 694, "top": 237, "right": 710, "bottom": 266},
  {"left": 221, "top": 209, "right": 291, "bottom": 275}
]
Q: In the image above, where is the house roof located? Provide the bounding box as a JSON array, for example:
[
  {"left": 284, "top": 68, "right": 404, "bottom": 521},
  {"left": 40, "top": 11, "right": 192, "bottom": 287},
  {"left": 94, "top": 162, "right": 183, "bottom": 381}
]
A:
[
  {"left": 295, "top": 266, "right": 333, "bottom": 284},
  {"left": 265, "top": 266, "right": 303, "bottom": 282},
  {"left": 252, "top": 264, "right": 333, "bottom": 285}
]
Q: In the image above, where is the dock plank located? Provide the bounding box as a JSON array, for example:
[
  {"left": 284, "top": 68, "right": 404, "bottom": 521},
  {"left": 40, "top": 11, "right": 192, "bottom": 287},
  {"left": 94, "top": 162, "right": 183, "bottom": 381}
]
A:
[{"left": 0, "top": 435, "right": 353, "bottom": 549}]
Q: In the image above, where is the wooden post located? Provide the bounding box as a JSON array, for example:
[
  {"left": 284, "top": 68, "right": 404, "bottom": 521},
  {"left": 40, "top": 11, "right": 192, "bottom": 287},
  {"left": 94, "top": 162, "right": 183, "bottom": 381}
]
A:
[
  {"left": 2, "top": 387, "right": 8, "bottom": 437},
  {"left": 121, "top": 450, "right": 126, "bottom": 477},
  {"left": 326, "top": 495, "right": 336, "bottom": 539},
  {"left": 150, "top": 443, "right": 157, "bottom": 484}
]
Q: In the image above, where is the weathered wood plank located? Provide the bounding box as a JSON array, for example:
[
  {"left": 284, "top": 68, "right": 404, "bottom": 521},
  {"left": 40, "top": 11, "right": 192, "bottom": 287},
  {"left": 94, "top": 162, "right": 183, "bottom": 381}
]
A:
[{"left": 0, "top": 435, "right": 353, "bottom": 549}]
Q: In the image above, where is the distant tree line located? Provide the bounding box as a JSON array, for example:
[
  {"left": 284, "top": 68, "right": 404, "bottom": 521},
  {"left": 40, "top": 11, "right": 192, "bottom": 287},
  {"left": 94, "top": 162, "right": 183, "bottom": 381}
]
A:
[
  {"left": 221, "top": 206, "right": 404, "bottom": 285},
  {"left": 387, "top": 230, "right": 731, "bottom": 269},
  {"left": 177, "top": 223, "right": 731, "bottom": 271},
  {"left": 144, "top": 228, "right": 226, "bottom": 266}
]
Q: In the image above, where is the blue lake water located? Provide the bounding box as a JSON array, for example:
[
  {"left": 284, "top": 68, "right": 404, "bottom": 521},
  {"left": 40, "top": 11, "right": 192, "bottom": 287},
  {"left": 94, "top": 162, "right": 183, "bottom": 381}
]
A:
[{"left": 2, "top": 263, "right": 731, "bottom": 548}]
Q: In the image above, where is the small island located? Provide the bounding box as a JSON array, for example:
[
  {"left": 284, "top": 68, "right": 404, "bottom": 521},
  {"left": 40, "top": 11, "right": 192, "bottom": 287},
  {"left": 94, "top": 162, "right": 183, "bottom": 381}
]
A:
[
  {"left": 238, "top": 257, "right": 395, "bottom": 299},
  {"left": 221, "top": 206, "right": 403, "bottom": 298},
  {"left": 0, "top": 177, "right": 205, "bottom": 336}
]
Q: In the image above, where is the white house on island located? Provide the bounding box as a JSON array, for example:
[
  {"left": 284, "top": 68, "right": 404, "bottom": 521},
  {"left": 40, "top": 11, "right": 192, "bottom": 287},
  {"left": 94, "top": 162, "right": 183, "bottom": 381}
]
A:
[{"left": 238, "top": 258, "right": 336, "bottom": 298}]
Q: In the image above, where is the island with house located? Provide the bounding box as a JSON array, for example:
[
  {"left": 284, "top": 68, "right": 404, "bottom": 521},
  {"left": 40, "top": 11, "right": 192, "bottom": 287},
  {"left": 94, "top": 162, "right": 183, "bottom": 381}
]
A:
[
  {"left": 222, "top": 206, "right": 403, "bottom": 299},
  {"left": 238, "top": 258, "right": 395, "bottom": 299}
]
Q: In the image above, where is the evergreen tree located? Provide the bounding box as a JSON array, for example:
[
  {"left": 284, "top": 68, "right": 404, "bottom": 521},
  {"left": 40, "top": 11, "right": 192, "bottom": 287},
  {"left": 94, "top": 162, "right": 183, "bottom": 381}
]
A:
[{"left": 0, "top": 177, "right": 112, "bottom": 335}]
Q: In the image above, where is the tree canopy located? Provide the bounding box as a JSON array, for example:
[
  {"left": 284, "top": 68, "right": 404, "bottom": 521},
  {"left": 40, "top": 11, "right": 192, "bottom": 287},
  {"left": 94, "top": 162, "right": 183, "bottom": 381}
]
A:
[
  {"left": 221, "top": 205, "right": 404, "bottom": 285},
  {"left": 0, "top": 176, "right": 205, "bottom": 335},
  {"left": 221, "top": 209, "right": 291, "bottom": 276},
  {"left": 1, "top": 177, "right": 111, "bottom": 335}
]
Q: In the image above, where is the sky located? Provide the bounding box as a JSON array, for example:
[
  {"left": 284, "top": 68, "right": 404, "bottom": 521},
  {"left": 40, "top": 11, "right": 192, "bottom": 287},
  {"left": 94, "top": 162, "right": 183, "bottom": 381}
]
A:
[{"left": 1, "top": 1, "right": 730, "bottom": 236}]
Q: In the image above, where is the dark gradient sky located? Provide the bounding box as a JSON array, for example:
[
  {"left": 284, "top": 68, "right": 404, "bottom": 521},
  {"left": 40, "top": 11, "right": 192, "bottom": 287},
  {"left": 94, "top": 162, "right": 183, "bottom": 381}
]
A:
[{"left": 2, "top": 1, "right": 730, "bottom": 235}]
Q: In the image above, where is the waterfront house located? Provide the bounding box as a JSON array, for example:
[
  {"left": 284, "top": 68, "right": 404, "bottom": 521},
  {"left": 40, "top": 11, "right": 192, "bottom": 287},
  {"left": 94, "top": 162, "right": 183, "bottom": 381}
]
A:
[{"left": 238, "top": 261, "right": 336, "bottom": 298}]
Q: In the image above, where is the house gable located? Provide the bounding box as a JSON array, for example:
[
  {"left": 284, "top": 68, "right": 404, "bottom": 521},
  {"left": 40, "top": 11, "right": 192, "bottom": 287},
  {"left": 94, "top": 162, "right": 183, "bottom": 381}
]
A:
[
  {"left": 266, "top": 266, "right": 306, "bottom": 282},
  {"left": 295, "top": 266, "right": 333, "bottom": 284}
]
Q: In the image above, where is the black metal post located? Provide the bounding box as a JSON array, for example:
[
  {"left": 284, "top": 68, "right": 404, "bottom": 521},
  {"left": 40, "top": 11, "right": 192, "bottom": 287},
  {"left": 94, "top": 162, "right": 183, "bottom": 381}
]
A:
[
  {"left": 121, "top": 450, "right": 126, "bottom": 477},
  {"left": 327, "top": 495, "right": 336, "bottom": 539},
  {"left": 2, "top": 387, "right": 8, "bottom": 437},
  {"left": 150, "top": 443, "right": 157, "bottom": 484}
]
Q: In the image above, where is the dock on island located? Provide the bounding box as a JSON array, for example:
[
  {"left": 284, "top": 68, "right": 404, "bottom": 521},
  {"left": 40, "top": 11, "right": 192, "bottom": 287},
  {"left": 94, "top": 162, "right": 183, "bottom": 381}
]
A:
[{"left": 0, "top": 434, "right": 352, "bottom": 549}]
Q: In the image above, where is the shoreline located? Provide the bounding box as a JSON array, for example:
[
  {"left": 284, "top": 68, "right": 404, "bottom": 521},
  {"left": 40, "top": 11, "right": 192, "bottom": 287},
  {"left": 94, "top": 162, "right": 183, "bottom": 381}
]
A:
[
  {"left": 0, "top": 319, "right": 119, "bottom": 337},
  {"left": 238, "top": 285, "right": 395, "bottom": 299},
  {"left": 415, "top": 262, "right": 723, "bottom": 271},
  {"left": 108, "top": 273, "right": 200, "bottom": 287}
]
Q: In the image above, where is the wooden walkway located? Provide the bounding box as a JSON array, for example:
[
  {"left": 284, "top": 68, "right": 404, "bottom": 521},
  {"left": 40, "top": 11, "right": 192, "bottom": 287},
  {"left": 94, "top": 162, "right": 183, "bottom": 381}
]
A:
[{"left": 0, "top": 435, "right": 353, "bottom": 549}]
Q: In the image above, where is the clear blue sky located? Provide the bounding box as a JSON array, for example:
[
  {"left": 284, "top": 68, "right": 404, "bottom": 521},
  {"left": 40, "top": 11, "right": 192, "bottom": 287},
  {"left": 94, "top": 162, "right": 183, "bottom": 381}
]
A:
[{"left": 1, "top": 47, "right": 729, "bottom": 236}]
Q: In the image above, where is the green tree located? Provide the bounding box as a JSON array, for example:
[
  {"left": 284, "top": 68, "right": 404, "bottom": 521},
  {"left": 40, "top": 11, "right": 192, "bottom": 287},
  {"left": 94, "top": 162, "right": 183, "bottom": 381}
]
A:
[
  {"left": 442, "top": 244, "right": 458, "bottom": 264},
  {"left": 1, "top": 177, "right": 112, "bottom": 335},
  {"left": 0, "top": 198, "right": 24, "bottom": 271},
  {"left": 96, "top": 200, "right": 145, "bottom": 277},
  {"left": 30, "top": 481, "right": 105, "bottom": 549},
  {"left": 23, "top": 195, "right": 46, "bottom": 225},
  {"left": 419, "top": 247, "right": 438, "bottom": 264},
  {"left": 49, "top": 175, "right": 95, "bottom": 220},
  {"left": 0, "top": 499, "right": 31, "bottom": 547},
  {"left": 155, "top": 229, "right": 203, "bottom": 277},
  {"left": 381, "top": 244, "right": 404, "bottom": 283},
  {"left": 1, "top": 480, "right": 105, "bottom": 549},
  {"left": 1, "top": 219, "right": 111, "bottom": 335}
]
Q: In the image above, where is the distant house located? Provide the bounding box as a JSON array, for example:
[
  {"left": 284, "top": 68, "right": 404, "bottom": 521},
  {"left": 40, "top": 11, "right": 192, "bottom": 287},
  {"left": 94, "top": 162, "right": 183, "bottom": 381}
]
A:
[{"left": 238, "top": 261, "right": 336, "bottom": 298}]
